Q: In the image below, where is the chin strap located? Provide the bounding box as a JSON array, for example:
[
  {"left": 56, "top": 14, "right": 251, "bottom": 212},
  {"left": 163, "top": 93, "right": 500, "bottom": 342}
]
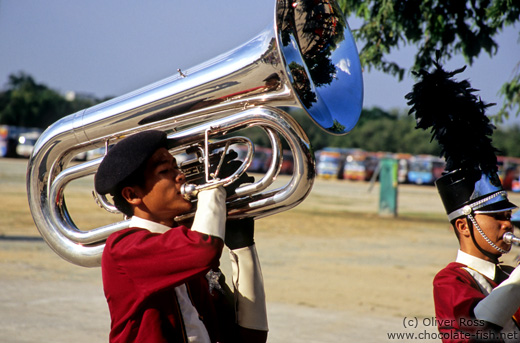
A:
[{"left": 467, "top": 213, "right": 509, "bottom": 257}]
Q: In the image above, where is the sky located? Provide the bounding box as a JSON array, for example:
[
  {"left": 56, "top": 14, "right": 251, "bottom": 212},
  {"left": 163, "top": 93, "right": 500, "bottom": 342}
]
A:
[{"left": 1, "top": 1, "right": 519, "bottom": 127}]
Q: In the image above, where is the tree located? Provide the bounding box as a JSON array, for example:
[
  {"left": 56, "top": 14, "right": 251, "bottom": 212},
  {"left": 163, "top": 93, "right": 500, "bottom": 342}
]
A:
[
  {"left": 338, "top": 0, "right": 520, "bottom": 120},
  {"left": 286, "top": 105, "right": 520, "bottom": 157},
  {"left": 494, "top": 125, "right": 520, "bottom": 157},
  {"left": 0, "top": 72, "right": 101, "bottom": 129},
  {"left": 0, "top": 72, "right": 68, "bottom": 128}
]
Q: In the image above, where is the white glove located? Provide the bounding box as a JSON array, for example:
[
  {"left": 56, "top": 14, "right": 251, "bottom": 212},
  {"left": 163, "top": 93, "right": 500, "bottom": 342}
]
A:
[
  {"left": 190, "top": 187, "right": 226, "bottom": 240},
  {"left": 474, "top": 265, "right": 520, "bottom": 328},
  {"left": 229, "top": 245, "right": 268, "bottom": 331}
]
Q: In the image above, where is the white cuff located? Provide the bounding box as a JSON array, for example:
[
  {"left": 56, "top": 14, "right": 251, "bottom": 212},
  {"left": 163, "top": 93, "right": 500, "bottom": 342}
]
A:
[
  {"left": 190, "top": 187, "right": 226, "bottom": 240},
  {"left": 474, "top": 265, "right": 520, "bottom": 327},
  {"left": 229, "top": 245, "right": 268, "bottom": 331}
]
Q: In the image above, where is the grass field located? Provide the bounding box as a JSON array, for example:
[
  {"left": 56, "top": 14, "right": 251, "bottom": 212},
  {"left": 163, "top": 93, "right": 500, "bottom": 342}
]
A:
[{"left": 2, "top": 157, "right": 520, "bottom": 342}]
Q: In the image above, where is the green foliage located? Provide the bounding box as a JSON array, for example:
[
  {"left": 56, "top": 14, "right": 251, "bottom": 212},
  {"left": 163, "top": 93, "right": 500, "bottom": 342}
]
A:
[
  {"left": 338, "top": 0, "right": 520, "bottom": 119},
  {"left": 1, "top": 72, "right": 518, "bottom": 158},
  {"left": 493, "top": 125, "right": 520, "bottom": 157},
  {"left": 497, "top": 75, "right": 520, "bottom": 120},
  {"left": 0, "top": 72, "right": 101, "bottom": 129},
  {"left": 290, "top": 106, "right": 519, "bottom": 158},
  {"left": 0, "top": 72, "right": 66, "bottom": 128}
]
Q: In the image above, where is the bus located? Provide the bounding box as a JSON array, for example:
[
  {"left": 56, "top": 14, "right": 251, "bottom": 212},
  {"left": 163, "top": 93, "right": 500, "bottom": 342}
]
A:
[
  {"left": 407, "top": 155, "right": 445, "bottom": 185},
  {"left": 315, "top": 148, "right": 358, "bottom": 179},
  {"left": 343, "top": 152, "right": 379, "bottom": 181},
  {"left": 316, "top": 149, "right": 343, "bottom": 179},
  {"left": 497, "top": 156, "right": 520, "bottom": 191}
]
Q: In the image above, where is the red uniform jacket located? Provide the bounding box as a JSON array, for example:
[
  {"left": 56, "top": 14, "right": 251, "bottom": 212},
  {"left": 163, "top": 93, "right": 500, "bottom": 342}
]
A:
[
  {"left": 433, "top": 262, "right": 520, "bottom": 343},
  {"left": 102, "top": 225, "right": 237, "bottom": 342}
]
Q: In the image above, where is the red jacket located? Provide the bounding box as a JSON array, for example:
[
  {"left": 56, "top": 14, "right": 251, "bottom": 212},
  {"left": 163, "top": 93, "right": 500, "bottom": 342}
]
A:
[
  {"left": 433, "top": 262, "right": 520, "bottom": 343},
  {"left": 102, "top": 225, "right": 236, "bottom": 342}
]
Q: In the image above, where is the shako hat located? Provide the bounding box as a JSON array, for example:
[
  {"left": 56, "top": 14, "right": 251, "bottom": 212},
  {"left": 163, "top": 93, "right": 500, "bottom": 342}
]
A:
[
  {"left": 405, "top": 56, "right": 517, "bottom": 221},
  {"left": 94, "top": 130, "right": 176, "bottom": 195}
]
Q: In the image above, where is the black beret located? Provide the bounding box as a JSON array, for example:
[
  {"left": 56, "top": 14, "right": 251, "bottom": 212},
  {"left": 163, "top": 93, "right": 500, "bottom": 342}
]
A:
[{"left": 94, "top": 130, "right": 174, "bottom": 195}]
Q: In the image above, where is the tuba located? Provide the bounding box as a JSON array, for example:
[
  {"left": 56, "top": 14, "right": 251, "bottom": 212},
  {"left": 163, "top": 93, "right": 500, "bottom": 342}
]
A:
[{"left": 26, "top": 0, "right": 363, "bottom": 267}]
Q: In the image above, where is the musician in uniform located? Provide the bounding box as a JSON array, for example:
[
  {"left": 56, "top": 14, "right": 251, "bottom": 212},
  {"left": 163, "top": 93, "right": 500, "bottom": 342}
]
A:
[
  {"left": 433, "top": 170, "right": 520, "bottom": 342},
  {"left": 406, "top": 62, "right": 520, "bottom": 342},
  {"left": 94, "top": 130, "right": 268, "bottom": 343}
]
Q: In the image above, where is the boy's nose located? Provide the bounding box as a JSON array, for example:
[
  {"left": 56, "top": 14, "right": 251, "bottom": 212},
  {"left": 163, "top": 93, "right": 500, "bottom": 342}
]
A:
[{"left": 175, "top": 170, "right": 186, "bottom": 182}]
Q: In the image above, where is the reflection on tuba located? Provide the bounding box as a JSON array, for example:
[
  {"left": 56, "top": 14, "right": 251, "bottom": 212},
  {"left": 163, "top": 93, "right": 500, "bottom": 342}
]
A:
[{"left": 26, "top": 0, "right": 363, "bottom": 267}]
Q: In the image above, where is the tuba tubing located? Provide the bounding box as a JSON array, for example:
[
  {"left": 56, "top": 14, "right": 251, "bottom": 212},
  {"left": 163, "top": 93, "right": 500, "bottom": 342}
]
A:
[
  {"left": 28, "top": 107, "right": 314, "bottom": 267},
  {"left": 26, "top": 0, "right": 363, "bottom": 267}
]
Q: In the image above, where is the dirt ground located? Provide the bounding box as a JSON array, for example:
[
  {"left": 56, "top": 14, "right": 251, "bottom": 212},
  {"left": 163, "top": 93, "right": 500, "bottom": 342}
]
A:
[{"left": 1, "top": 158, "right": 520, "bottom": 342}]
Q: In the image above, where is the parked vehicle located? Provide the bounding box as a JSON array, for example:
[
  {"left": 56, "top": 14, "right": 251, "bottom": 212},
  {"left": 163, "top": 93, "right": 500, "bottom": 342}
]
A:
[
  {"left": 230, "top": 145, "right": 272, "bottom": 173},
  {"left": 316, "top": 148, "right": 365, "bottom": 179},
  {"left": 394, "top": 153, "right": 412, "bottom": 184},
  {"left": 343, "top": 152, "right": 379, "bottom": 181},
  {"left": 280, "top": 149, "right": 294, "bottom": 174},
  {"left": 250, "top": 146, "right": 271, "bottom": 173},
  {"left": 0, "top": 126, "right": 14, "bottom": 157},
  {"left": 343, "top": 154, "right": 366, "bottom": 181},
  {"left": 0, "top": 125, "right": 41, "bottom": 158},
  {"left": 407, "top": 155, "right": 445, "bottom": 185},
  {"left": 512, "top": 177, "right": 520, "bottom": 193},
  {"left": 497, "top": 156, "right": 520, "bottom": 191},
  {"left": 316, "top": 149, "right": 344, "bottom": 179},
  {"left": 15, "top": 130, "right": 42, "bottom": 158}
]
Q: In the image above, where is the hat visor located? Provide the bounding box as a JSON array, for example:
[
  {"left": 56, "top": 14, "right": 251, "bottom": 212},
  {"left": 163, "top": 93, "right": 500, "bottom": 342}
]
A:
[
  {"left": 512, "top": 211, "right": 520, "bottom": 226},
  {"left": 474, "top": 200, "right": 518, "bottom": 215}
]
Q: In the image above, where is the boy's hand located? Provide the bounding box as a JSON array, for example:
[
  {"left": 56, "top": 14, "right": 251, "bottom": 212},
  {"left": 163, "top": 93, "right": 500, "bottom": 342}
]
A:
[
  {"left": 215, "top": 150, "right": 254, "bottom": 196},
  {"left": 225, "top": 218, "right": 255, "bottom": 250}
]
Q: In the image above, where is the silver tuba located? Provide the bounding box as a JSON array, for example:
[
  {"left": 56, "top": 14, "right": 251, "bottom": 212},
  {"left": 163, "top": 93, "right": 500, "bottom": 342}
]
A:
[{"left": 26, "top": 0, "right": 363, "bottom": 267}]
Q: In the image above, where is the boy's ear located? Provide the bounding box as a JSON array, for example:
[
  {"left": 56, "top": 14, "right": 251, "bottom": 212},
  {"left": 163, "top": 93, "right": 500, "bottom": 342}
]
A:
[
  {"left": 454, "top": 217, "right": 471, "bottom": 238},
  {"left": 121, "top": 186, "right": 141, "bottom": 205}
]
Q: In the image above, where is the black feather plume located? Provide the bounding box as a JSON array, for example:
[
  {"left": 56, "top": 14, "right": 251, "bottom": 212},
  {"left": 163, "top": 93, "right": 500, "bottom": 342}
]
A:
[{"left": 405, "top": 58, "right": 498, "bottom": 174}]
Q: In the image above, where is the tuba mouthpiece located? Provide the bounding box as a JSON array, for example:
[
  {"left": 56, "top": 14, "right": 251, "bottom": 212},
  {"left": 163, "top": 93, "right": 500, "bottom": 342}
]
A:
[{"left": 503, "top": 232, "right": 520, "bottom": 246}]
